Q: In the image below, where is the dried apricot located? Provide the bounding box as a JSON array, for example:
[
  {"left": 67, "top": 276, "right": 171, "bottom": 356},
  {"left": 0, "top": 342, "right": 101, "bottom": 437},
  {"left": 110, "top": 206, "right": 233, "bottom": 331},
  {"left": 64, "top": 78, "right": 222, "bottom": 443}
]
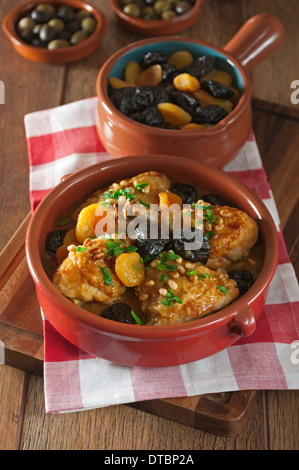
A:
[
  {"left": 181, "top": 123, "right": 205, "bottom": 130},
  {"left": 193, "top": 89, "right": 233, "bottom": 112},
  {"left": 75, "top": 204, "right": 111, "bottom": 244},
  {"left": 201, "top": 69, "right": 233, "bottom": 87},
  {"left": 124, "top": 60, "right": 142, "bottom": 84},
  {"left": 157, "top": 102, "right": 192, "bottom": 128},
  {"left": 167, "top": 50, "right": 193, "bottom": 69},
  {"left": 63, "top": 228, "right": 77, "bottom": 246},
  {"left": 158, "top": 191, "right": 183, "bottom": 209},
  {"left": 173, "top": 73, "right": 200, "bottom": 93},
  {"left": 115, "top": 252, "right": 145, "bottom": 287},
  {"left": 138, "top": 64, "right": 163, "bottom": 86},
  {"left": 109, "top": 77, "right": 136, "bottom": 89}
]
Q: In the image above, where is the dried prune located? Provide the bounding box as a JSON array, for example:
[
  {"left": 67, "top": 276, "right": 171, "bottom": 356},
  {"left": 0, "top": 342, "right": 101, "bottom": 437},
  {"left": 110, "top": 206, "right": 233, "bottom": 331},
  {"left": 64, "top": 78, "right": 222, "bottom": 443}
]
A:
[
  {"left": 201, "top": 78, "right": 234, "bottom": 99},
  {"left": 140, "top": 51, "right": 168, "bottom": 69},
  {"left": 101, "top": 302, "right": 136, "bottom": 324},
  {"left": 113, "top": 85, "right": 170, "bottom": 117},
  {"left": 170, "top": 90, "right": 199, "bottom": 117},
  {"left": 133, "top": 220, "right": 169, "bottom": 261},
  {"left": 183, "top": 55, "right": 215, "bottom": 77},
  {"left": 171, "top": 181, "right": 198, "bottom": 204},
  {"left": 167, "top": 228, "right": 210, "bottom": 264},
  {"left": 201, "top": 193, "right": 228, "bottom": 206},
  {"left": 228, "top": 270, "right": 254, "bottom": 296},
  {"left": 45, "top": 230, "right": 67, "bottom": 253},
  {"left": 161, "top": 63, "right": 177, "bottom": 82},
  {"left": 130, "top": 106, "right": 164, "bottom": 126},
  {"left": 194, "top": 104, "right": 227, "bottom": 124}
]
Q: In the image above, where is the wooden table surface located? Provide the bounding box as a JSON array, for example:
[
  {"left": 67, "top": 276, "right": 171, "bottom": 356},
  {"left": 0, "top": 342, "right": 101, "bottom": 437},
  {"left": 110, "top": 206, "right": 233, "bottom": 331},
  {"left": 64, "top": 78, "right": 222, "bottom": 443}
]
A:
[{"left": 0, "top": 0, "right": 298, "bottom": 451}]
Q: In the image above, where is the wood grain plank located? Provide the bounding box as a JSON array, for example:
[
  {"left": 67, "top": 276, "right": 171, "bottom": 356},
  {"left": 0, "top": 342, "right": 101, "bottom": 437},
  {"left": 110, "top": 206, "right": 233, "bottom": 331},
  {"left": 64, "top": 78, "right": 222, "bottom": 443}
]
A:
[
  {"left": 266, "top": 390, "right": 299, "bottom": 450},
  {"left": 246, "top": 0, "right": 299, "bottom": 109}
]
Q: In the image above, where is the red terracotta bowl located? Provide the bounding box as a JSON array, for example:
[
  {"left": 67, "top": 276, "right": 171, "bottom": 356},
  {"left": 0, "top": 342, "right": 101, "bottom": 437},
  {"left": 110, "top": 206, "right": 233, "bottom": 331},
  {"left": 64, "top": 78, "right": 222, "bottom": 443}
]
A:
[
  {"left": 2, "top": 0, "right": 108, "bottom": 64},
  {"left": 25, "top": 155, "right": 279, "bottom": 367},
  {"left": 96, "top": 13, "right": 284, "bottom": 168},
  {"left": 109, "top": 0, "right": 204, "bottom": 36}
]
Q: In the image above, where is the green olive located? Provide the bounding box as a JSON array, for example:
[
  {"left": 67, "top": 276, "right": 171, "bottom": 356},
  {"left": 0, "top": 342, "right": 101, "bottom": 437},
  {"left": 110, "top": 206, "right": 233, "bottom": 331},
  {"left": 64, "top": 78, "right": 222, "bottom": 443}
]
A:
[
  {"left": 161, "top": 9, "right": 177, "bottom": 19},
  {"left": 153, "top": 0, "right": 173, "bottom": 14},
  {"left": 17, "top": 17, "right": 35, "bottom": 33},
  {"left": 174, "top": 0, "right": 192, "bottom": 14},
  {"left": 39, "top": 24, "right": 56, "bottom": 43},
  {"left": 48, "top": 18, "right": 65, "bottom": 31},
  {"left": 123, "top": 4, "right": 141, "bottom": 17},
  {"left": 70, "top": 30, "right": 89, "bottom": 45},
  {"left": 81, "top": 17, "right": 97, "bottom": 34},
  {"left": 36, "top": 3, "right": 56, "bottom": 15},
  {"left": 47, "top": 39, "right": 69, "bottom": 50},
  {"left": 76, "top": 9, "right": 92, "bottom": 22}
]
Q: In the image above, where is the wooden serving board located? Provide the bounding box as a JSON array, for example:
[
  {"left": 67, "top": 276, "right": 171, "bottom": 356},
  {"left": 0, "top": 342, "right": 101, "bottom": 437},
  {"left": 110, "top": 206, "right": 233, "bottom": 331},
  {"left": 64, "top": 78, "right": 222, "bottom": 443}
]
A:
[{"left": 0, "top": 212, "right": 255, "bottom": 436}]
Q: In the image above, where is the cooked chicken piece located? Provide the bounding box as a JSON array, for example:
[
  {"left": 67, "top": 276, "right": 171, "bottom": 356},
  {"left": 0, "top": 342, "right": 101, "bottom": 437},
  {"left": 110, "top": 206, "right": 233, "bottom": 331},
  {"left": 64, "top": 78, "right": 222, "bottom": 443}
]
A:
[
  {"left": 72, "top": 171, "right": 171, "bottom": 221},
  {"left": 52, "top": 237, "right": 129, "bottom": 304},
  {"left": 136, "top": 251, "right": 239, "bottom": 325},
  {"left": 203, "top": 205, "right": 259, "bottom": 270}
]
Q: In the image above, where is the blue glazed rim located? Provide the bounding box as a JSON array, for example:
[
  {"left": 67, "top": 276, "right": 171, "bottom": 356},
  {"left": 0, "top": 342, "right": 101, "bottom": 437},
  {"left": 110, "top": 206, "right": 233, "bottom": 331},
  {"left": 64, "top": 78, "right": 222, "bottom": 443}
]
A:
[{"left": 98, "top": 36, "right": 251, "bottom": 134}]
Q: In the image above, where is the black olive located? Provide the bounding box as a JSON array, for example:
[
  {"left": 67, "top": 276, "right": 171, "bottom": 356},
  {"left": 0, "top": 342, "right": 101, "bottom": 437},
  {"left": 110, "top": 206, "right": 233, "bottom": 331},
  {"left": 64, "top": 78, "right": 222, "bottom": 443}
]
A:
[
  {"left": 56, "top": 5, "right": 76, "bottom": 23},
  {"left": 201, "top": 78, "right": 234, "bottom": 100},
  {"left": 229, "top": 270, "right": 254, "bottom": 296},
  {"left": 133, "top": 220, "right": 169, "bottom": 261},
  {"left": 171, "top": 181, "right": 198, "bottom": 205},
  {"left": 101, "top": 303, "right": 136, "bottom": 324},
  {"left": 167, "top": 228, "right": 210, "bottom": 264},
  {"left": 45, "top": 230, "right": 67, "bottom": 253},
  {"left": 201, "top": 193, "right": 229, "bottom": 206}
]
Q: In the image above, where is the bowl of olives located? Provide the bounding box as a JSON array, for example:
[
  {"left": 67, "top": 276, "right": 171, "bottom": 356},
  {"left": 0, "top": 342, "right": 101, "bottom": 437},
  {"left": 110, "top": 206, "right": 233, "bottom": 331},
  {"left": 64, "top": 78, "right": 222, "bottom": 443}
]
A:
[
  {"left": 96, "top": 14, "right": 284, "bottom": 167},
  {"left": 2, "top": 0, "right": 108, "bottom": 64},
  {"left": 109, "top": 0, "right": 204, "bottom": 35}
]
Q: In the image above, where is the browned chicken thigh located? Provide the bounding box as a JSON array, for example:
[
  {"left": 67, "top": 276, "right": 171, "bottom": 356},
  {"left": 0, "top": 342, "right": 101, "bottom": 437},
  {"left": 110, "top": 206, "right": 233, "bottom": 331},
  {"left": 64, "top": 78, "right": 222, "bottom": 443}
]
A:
[{"left": 137, "top": 250, "right": 239, "bottom": 326}]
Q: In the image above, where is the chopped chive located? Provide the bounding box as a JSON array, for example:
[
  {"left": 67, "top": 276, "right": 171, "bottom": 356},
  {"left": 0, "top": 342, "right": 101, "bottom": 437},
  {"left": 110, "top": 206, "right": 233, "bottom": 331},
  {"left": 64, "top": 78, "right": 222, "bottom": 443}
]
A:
[
  {"left": 130, "top": 309, "right": 144, "bottom": 325},
  {"left": 101, "top": 267, "right": 114, "bottom": 287},
  {"left": 217, "top": 286, "right": 228, "bottom": 296},
  {"left": 76, "top": 246, "right": 86, "bottom": 252},
  {"left": 134, "top": 182, "right": 149, "bottom": 192},
  {"left": 139, "top": 199, "right": 150, "bottom": 208}
]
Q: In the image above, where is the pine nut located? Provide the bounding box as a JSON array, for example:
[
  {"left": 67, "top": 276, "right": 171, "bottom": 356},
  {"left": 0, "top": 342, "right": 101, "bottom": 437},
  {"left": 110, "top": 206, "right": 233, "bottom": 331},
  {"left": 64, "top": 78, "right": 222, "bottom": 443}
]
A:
[
  {"left": 168, "top": 280, "right": 178, "bottom": 290},
  {"left": 139, "top": 293, "right": 148, "bottom": 301},
  {"left": 145, "top": 280, "right": 155, "bottom": 287},
  {"left": 159, "top": 288, "right": 168, "bottom": 296}
]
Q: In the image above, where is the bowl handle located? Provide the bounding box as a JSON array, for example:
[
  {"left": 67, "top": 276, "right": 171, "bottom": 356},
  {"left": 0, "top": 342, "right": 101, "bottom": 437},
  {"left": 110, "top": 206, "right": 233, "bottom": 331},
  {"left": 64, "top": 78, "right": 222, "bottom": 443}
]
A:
[
  {"left": 224, "top": 13, "right": 284, "bottom": 72},
  {"left": 228, "top": 306, "right": 256, "bottom": 337}
]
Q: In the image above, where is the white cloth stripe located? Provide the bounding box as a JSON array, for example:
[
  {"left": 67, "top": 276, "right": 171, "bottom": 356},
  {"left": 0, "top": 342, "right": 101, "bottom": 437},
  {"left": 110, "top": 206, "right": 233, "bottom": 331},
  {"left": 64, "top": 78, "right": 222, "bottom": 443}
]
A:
[
  {"left": 29, "top": 152, "right": 109, "bottom": 191},
  {"left": 266, "top": 264, "right": 299, "bottom": 305},
  {"left": 223, "top": 141, "right": 263, "bottom": 172}
]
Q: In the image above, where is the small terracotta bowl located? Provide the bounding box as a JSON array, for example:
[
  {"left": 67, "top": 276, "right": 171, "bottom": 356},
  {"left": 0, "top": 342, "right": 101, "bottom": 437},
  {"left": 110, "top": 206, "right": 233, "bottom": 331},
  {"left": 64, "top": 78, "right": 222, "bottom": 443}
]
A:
[
  {"left": 2, "top": 0, "right": 108, "bottom": 64},
  {"left": 26, "top": 155, "right": 279, "bottom": 367},
  {"left": 109, "top": 0, "right": 204, "bottom": 36},
  {"left": 96, "top": 13, "right": 284, "bottom": 168}
]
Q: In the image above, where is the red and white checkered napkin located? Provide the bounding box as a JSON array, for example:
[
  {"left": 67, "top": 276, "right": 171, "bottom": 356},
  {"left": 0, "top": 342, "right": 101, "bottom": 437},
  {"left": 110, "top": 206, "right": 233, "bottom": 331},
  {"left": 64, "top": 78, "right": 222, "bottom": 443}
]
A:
[{"left": 24, "top": 97, "right": 299, "bottom": 414}]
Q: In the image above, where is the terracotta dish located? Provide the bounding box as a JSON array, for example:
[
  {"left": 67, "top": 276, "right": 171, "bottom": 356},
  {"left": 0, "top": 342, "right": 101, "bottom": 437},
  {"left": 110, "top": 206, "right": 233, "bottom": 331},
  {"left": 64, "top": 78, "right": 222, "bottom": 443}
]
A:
[
  {"left": 96, "top": 13, "right": 284, "bottom": 168},
  {"left": 109, "top": 0, "right": 204, "bottom": 36},
  {"left": 2, "top": 0, "right": 108, "bottom": 64},
  {"left": 26, "top": 156, "right": 279, "bottom": 367}
]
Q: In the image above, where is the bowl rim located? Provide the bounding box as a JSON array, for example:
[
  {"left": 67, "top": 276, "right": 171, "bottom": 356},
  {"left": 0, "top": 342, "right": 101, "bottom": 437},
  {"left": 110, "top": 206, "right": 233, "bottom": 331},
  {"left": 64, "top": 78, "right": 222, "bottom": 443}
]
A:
[
  {"left": 96, "top": 35, "right": 252, "bottom": 138},
  {"left": 109, "top": 0, "right": 204, "bottom": 32},
  {"left": 25, "top": 155, "right": 279, "bottom": 340},
  {"left": 2, "top": 0, "right": 107, "bottom": 57}
]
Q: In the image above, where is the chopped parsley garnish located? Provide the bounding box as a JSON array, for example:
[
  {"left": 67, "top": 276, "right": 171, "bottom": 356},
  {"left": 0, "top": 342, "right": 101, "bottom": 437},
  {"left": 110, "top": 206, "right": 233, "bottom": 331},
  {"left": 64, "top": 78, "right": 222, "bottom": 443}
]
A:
[
  {"left": 104, "top": 240, "right": 138, "bottom": 258},
  {"left": 134, "top": 182, "right": 149, "bottom": 192},
  {"left": 130, "top": 309, "right": 144, "bottom": 325},
  {"left": 138, "top": 199, "right": 150, "bottom": 208},
  {"left": 156, "top": 261, "right": 179, "bottom": 272},
  {"left": 203, "top": 205, "right": 218, "bottom": 224},
  {"left": 186, "top": 270, "right": 212, "bottom": 280},
  {"left": 159, "top": 273, "right": 168, "bottom": 282},
  {"left": 104, "top": 187, "right": 136, "bottom": 202},
  {"left": 217, "top": 286, "right": 228, "bottom": 296},
  {"left": 76, "top": 246, "right": 86, "bottom": 252},
  {"left": 59, "top": 218, "right": 71, "bottom": 226},
  {"left": 101, "top": 267, "right": 114, "bottom": 287},
  {"left": 161, "top": 289, "right": 183, "bottom": 308},
  {"left": 205, "top": 230, "right": 214, "bottom": 240}
]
